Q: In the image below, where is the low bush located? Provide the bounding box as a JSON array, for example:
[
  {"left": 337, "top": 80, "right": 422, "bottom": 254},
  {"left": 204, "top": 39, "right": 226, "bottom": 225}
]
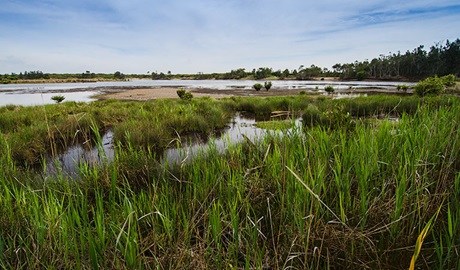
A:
[
  {"left": 397, "top": 84, "right": 409, "bottom": 92},
  {"left": 325, "top": 85, "right": 335, "bottom": 94},
  {"left": 441, "top": 74, "right": 456, "bottom": 87},
  {"left": 264, "top": 81, "right": 272, "bottom": 91},
  {"left": 51, "top": 95, "right": 65, "bottom": 103},
  {"left": 176, "top": 88, "right": 193, "bottom": 100},
  {"left": 414, "top": 76, "right": 445, "bottom": 96}
]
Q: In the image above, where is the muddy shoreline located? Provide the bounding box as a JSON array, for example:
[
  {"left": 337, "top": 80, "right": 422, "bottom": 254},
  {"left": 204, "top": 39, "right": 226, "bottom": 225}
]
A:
[{"left": 94, "top": 86, "right": 411, "bottom": 101}]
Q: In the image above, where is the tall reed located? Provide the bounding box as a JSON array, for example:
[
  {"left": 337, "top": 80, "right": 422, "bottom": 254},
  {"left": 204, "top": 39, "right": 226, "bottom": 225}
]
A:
[{"left": 1, "top": 95, "right": 459, "bottom": 268}]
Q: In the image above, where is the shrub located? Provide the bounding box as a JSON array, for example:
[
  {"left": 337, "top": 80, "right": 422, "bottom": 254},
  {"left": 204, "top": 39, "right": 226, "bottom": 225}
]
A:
[
  {"left": 414, "top": 76, "right": 445, "bottom": 96},
  {"left": 324, "top": 85, "right": 335, "bottom": 94},
  {"left": 177, "top": 89, "right": 193, "bottom": 101},
  {"left": 441, "top": 74, "right": 456, "bottom": 87},
  {"left": 397, "top": 84, "right": 409, "bottom": 92},
  {"left": 253, "top": 83, "right": 263, "bottom": 91},
  {"left": 51, "top": 95, "right": 65, "bottom": 103},
  {"left": 177, "top": 88, "right": 186, "bottom": 98},
  {"left": 264, "top": 81, "right": 272, "bottom": 91}
]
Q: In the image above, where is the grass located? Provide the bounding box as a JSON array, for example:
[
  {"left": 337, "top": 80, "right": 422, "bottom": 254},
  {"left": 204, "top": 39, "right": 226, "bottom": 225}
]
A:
[
  {"left": 0, "top": 94, "right": 459, "bottom": 268},
  {"left": 254, "top": 120, "right": 293, "bottom": 130}
]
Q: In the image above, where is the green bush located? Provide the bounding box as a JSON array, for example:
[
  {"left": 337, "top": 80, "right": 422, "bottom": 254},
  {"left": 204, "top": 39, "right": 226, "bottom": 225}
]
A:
[
  {"left": 176, "top": 89, "right": 193, "bottom": 101},
  {"left": 51, "top": 95, "right": 65, "bottom": 103},
  {"left": 253, "top": 83, "right": 263, "bottom": 91},
  {"left": 414, "top": 76, "right": 445, "bottom": 96},
  {"left": 441, "top": 74, "right": 456, "bottom": 87},
  {"left": 176, "top": 88, "right": 186, "bottom": 98},
  {"left": 324, "top": 85, "right": 335, "bottom": 94},
  {"left": 264, "top": 81, "right": 272, "bottom": 91},
  {"left": 397, "top": 84, "right": 409, "bottom": 92}
]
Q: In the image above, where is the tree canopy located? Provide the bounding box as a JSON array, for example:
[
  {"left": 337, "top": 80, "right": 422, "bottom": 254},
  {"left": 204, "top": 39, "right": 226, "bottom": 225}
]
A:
[{"left": 332, "top": 39, "right": 460, "bottom": 80}]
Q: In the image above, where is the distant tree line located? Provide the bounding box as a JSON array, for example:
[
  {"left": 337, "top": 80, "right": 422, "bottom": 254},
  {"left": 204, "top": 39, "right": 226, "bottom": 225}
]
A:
[
  {"left": 80, "top": 70, "right": 96, "bottom": 79},
  {"left": 332, "top": 39, "right": 460, "bottom": 80},
  {"left": 2, "top": 38, "right": 458, "bottom": 83},
  {"left": 0, "top": 71, "right": 49, "bottom": 81},
  {"left": 154, "top": 66, "right": 332, "bottom": 81},
  {"left": 1, "top": 71, "right": 129, "bottom": 83}
]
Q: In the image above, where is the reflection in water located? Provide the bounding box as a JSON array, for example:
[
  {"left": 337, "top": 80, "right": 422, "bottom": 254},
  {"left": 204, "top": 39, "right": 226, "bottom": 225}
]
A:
[
  {"left": 161, "top": 114, "right": 269, "bottom": 166},
  {"left": 45, "top": 131, "right": 114, "bottom": 178},
  {"left": 44, "top": 114, "right": 301, "bottom": 178}
]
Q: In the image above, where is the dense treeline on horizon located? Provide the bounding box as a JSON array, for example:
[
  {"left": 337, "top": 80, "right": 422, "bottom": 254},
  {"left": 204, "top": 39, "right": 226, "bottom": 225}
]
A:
[
  {"left": 1, "top": 38, "right": 459, "bottom": 83},
  {"left": 333, "top": 38, "right": 460, "bottom": 80}
]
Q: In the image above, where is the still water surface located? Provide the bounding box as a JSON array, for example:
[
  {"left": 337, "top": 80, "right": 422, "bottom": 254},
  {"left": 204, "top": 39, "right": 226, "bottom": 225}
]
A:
[
  {"left": 44, "top": 114, "right": 300, "bottom": 178},
  {"left": 0, "top": 79, "right": 413, "bottom": 106}
]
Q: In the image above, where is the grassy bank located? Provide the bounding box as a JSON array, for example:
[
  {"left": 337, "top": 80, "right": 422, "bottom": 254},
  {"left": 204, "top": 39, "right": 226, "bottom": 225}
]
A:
[
  {"left": 0, "top": 94, "right": 459, "bottom": 269},
  {"left": 0, "top": 98, "right": 231, "bottom": 165}
]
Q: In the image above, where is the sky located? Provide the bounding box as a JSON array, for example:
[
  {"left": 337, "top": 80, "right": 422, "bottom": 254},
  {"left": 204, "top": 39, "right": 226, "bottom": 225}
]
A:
[{"left": 1, "top": 0, "right": 460, "bottom": 74}]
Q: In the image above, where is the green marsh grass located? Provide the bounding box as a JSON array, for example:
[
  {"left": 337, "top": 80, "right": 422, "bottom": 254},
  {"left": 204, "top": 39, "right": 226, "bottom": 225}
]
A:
[{"left": 1, "top": 95, "right": 460, "bottom": 268}]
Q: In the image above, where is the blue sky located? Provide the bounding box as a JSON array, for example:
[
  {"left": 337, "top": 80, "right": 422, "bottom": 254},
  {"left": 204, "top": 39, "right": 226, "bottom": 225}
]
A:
[{"left": 1, "top": 0, "right": 459, "bottom": 74}]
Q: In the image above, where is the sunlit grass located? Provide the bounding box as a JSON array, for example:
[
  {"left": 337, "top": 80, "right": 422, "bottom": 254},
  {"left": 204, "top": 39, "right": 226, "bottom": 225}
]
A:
[{"left": 0, "top": 94, "right": 459, "bottom": 268}]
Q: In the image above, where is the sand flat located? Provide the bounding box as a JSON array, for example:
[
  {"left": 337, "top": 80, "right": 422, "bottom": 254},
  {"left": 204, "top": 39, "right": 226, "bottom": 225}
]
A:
[{"left": 96, "top": 87, "right": 233, "bottom": 100}]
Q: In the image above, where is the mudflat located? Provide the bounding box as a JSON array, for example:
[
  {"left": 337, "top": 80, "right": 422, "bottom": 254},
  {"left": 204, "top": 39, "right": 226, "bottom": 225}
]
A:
[{"left": 95, "top": 87, "right": 308, "bottom": 101}]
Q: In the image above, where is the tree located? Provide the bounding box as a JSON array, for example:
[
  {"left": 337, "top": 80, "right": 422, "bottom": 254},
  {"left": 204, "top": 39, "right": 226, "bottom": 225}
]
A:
[
  {"left": 356, "top": 70, "right": 367, "bottom": 81},
  {"left": 81, "top": 70, "right": 95, "bottom": 79},
  {"left": 253, "top": 83, "right": 263, "bottom": 91},
  {"left": 282, "top": 69, "right": 290, "bottom": 78},
  {"left": 254, "top": 67, "right": 273, "bottom": 79},
  {"left": 152, "top": 72, "right": 167, "bottom": 80},
  {"left": 114, "top": 71, "right": 125, "bottom": 80},
  {"left": 441, "top": 39, "right": 460, "bottom": 76},
  {"left": 224, "top": 68, "right": 247, "bottom": 79}
]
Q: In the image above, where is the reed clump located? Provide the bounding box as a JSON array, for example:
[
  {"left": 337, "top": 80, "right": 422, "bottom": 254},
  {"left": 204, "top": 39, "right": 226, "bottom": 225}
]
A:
[{"left": 0, "top": 94, "right": 459, "bottom": 269}]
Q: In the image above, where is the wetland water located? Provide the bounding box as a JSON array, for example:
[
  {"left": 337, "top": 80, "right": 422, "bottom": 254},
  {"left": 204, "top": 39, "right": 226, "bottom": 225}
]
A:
[
  {"left": 44, "top": 114, "right": 301, "bottom": 178},
  {"left": 0, "top": 80, "right": 413, "bottom": 106}
]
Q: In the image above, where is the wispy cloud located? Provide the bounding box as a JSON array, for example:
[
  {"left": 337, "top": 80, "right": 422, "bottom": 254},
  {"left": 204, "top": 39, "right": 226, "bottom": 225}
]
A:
[
  {"left": 0, "top": 0, "right": 459, "bottom": 73},
  {"left": 344, "top": 3, "right": 460, "bottom": 27}
]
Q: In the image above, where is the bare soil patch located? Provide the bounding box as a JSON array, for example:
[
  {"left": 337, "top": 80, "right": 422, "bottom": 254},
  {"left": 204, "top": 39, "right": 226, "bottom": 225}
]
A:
[{"left": 95, "top": 87, "right": 310, "bottom": 101}]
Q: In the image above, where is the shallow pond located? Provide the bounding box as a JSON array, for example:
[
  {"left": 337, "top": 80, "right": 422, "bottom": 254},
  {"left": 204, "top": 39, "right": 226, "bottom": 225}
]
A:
[
  {"left": 44, "top": 114, "right": 301, "bottom": 178},
  {"left": 44, "top": 131, "right": 114, "bottom": 178}
]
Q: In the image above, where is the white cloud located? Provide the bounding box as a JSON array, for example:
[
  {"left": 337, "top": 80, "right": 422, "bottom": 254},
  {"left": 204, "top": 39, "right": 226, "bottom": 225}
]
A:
[{"left": 0, "top": 0, "right": 459, "bottom": 73}]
